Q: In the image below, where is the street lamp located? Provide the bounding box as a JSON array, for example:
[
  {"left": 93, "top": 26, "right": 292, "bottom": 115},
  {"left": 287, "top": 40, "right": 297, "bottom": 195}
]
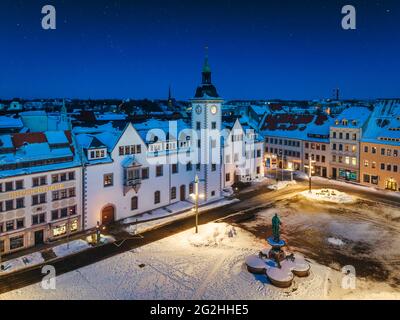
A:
[
  {"left": 304, "top": 158, "right": 316, "bottom": 193},
  {"left": 190, "top": 175, "right": 205, "bottom": 234}
]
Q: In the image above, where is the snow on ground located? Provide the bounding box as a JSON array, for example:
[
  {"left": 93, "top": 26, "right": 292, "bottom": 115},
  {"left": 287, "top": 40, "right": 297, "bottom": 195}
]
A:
[
  {"left": 125, "top": 198, "right": 239, "bottom": 234},
  {"left": 268, "top": 180, "right": 296, "bottom": 190},
  {"left": 2, "top": 220, "right": 399, "bottom": 300},
  {"left": 300, "top": 189, "right": 355, "bottom": 204},
  {"left": 0, "top": 222, "right": 332, "bottom": 300},
  {"left": 52, "top": 240, "right": 91, "bottom": 258},
  {"left": 237, "top": 194, "right": 400, "bottom": 292},
  {"left": 327, "top": 237, "right": 345, "bottom": 246},
  {"left": 0, "top": 252, "right": 44, "bottom": 275}
]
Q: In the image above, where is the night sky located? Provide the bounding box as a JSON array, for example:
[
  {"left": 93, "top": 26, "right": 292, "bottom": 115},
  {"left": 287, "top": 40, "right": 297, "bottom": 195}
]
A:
[{"left": 0, "top": 0, "right": 399, "bottom": 100}]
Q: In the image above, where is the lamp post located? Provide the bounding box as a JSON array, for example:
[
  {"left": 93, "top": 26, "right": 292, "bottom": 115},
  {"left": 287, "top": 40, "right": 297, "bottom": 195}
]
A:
[
  {"left": 194, "top": 175, "right": 199, "bottom": 234},
  {"left": 304, "top": 158, "right": 315, "bottom": 193}
]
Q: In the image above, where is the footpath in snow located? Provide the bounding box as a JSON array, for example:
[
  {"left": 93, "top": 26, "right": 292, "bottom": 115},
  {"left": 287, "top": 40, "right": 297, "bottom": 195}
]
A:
[{"left": 124, "top": 197, "right": 239, "bottom": 235}]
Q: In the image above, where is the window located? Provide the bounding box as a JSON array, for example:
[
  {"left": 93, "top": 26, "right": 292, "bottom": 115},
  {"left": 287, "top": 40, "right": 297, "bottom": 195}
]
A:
[
  {"left": 372, "top": 161, "right": 376, "bottom": 169},
  {"left": 16, "top": 218, "right": 24, "bottom": 229},
  {"left": 339, "top": 144, "right": 343, "bottom": 151},
  {"left": 363, "top": 174, "right": 370, "bottom": 183},
  {"left": 339, "top": 132, "right": 343, "bottom": 139},
  {"left": 9, "top": 235, "right": 24, "bottom": 250},
  {"left": 305, "top": 142, "right": 309, "bottom": 148},
  {"left": 32, "top": 213, "right": 46, "bottom": 225},
  {"left": 60, "top": 173, "right": 67, "bottom": 181},
  {"left": 364, "top": 160, "right": 369, "bottom": 167},
  {"left": 16, "top": 198, "right": 24, "bottom": 209},
  {"left": 352, "top": 145, "right": 356, "bottom": 152},
  {"left": 52, "top": 174, "right": 59, "bottom": 183},
  {"left": 69, "top": 205, "right": 77, "bottom": 216},
  {"left": 172, "top": 164, "right": 178, "bottom": 174},
  {"left": 5, "top": 181, "right": 13, "bottom": 191},
  {"left": 6, "top": 220, "right": 14, "bottom": 231},
  {"left": 156, "top": 165, "right": 163, "bottom": 177},
  {"left": 141, "top": 167, "right": 149, "bottom": 179},
  {"left": 332, "top": 155, "right": 336, "bottom": 162},
  {"left": 154, "top": 191, "right": 160, "bottom": 204},
  {"left": 332, "top": 132, "right": 337, "bottom": 139},
  {"left": 15, "top": 180, "right": 24, "bottom": 190},
  {"left": 0, "top": 240, "right": 4, "bottom": 253},
  {"left": 33, "top": 176, "right": 46, "bottom": 187},
  {"left": 226, "top": 173, "right": 230, "bottom": 182},
  {"left": 371, "top": 176, "right": 379, "bottom": 185},
  {"left": 257, "top": 149, "right": 261, "bottom": 158},
  {"left": 196, "top": 163, "right": 201, "bottom": 171},
  {"left": 305, "top": 153, "right": 309, "bottom": 160},
  {"left": 68, "top": 172, "right": 75, "bottom": 180},
  {"left": 211, "top": 191, "right": 215, "bottom": 196},
  {"left": 131, "top": 196, "right": 138, "bottom": 210},
  {"left": 387, "top": 149, "right": 392, "bottom": 156},
  {"left": 225, "top": 155, "right": 231, "bottom": 164},
  {"left": 364, "top": 146, "right": 369, "bottom": 153},
  {"left": 381, "top": 148, "right": 386, "bottom": 155},
  {"left": 32, "top": 193, "right": 46, "bottom": 205},
  {"left": 211, "top": 122, "right": 216, "bottom": 129},
  {"left": 186, "top": 162, "right": 192, "bottom": 171},
  {"left": 346, "top": 133, "right": 349, "bottom": 140},
  {"left": 352, "top": 157, "right": 357, "bottom": 166},
  {"left": 387, "top": 164, "right": 392, "bottom": 171},
  {"left": 51, "top": 210, "right": 59, "bottom": 221},
  {"left": 257, "top": 166, "right": 260, "bottom": 174},
  {"left": 332, "top": 143, "right": 336, "bottom": 150},
  {"left": 394, "top": 150, "right": 398, "bottom": 157},
  {"left": 170, "top": 187, "right": 176, "bottom": 200},
  {"left": 189, "top": 183, "right": 194, "bottom": 195},
  {"left": 103, "top": 174, "right": 113, "bottom": 187},
  {"left": 372, "top": 147, "right": 377, "bottom": 154},
  {"left": 322, "top": 156, "right": 325, "bottom": 163},
  {"left": 345, "top": 156, "right": 350, "bottom": 165},
  {"left": 211, "top": 164, "right": 216, "bottom": 171},
  {"left": 196, "top": 122, "right": 201, "bottom": 130},
  {"left": 381, "top": 163, "right": 385, "bottom": 170},
  {"left": 322, "top": 145, "right": 326, "bottom": 151},
  {"left": 352, "top": 134, "right": 356, "bottom": 140},
  {"left": 394, "top": 165, "right": 398, "bottom": 172}
]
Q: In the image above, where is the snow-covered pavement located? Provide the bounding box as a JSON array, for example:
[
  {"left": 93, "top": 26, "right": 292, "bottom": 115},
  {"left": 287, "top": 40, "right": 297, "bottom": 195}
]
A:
[{"left": 2, "top": 218, "right": 399, "bottom": 300}]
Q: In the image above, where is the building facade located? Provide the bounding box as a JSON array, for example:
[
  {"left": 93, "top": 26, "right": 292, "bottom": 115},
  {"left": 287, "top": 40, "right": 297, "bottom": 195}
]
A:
[
  {"left": 0, "top": 131, "right": 82, "bottom": 255},
  {"left": 329, "top": 107, "right": 371, "bottom": 182},
  {"left": 360, "top": 101, "right": 400, "bottom": 191}
]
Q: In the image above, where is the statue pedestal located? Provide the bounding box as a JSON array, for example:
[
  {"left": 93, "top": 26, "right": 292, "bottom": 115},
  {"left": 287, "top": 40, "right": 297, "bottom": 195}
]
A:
[{"left": 267, "top": 237, "right": 286, "bottom": 262}]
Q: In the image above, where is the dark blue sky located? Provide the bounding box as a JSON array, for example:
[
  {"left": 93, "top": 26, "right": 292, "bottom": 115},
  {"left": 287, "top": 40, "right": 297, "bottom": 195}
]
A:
[{"left": 0, "top": 0, "right": 399, "bottom": 100}]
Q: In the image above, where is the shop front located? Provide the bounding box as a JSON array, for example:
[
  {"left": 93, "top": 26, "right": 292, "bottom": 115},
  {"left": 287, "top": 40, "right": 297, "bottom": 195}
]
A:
[{"left": 338, "top": 168, "right": 357, "bottom": 181}]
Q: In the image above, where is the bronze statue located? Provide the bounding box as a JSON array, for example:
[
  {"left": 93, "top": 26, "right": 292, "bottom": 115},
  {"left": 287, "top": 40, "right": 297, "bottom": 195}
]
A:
[{"left": 272, "top": 213, "right": 281, "bottom": 242}]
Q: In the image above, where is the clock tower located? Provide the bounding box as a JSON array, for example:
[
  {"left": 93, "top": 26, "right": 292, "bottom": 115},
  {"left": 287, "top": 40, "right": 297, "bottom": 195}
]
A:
[{"left": 191, "top": 48, "right": 223, "bottom": 202}]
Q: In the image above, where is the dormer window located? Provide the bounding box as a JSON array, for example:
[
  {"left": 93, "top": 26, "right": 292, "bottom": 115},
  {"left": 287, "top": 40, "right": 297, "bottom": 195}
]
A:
[
  {"left": 342, "top": 119, "right": 348, "bottom": 126},
  {"left": 88, "top": 148, "right": 107, "bottom": 160},
  {"left": 352, "top": 120, "right": 357, "bottom": 126}
]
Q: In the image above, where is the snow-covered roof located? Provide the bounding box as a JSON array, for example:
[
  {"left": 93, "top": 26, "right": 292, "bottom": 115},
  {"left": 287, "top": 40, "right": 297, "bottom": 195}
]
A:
[
  {"left": 45, "top": 131, "right": 69, "bottom": 145},
  {"left": 362, "top": 100, "right": 400, "bottom": 146},
  {"left": 0, "top": 116, "right": 23, "bottom": 129},
  {"left": 261, "top": 113, "right": 333, "bottom": 142},
  {"left": 332, "top": 106, "right": 371, "bottom": 128},
  {"left": 0, "top": 130, "right": 80, "bottom": 178}
]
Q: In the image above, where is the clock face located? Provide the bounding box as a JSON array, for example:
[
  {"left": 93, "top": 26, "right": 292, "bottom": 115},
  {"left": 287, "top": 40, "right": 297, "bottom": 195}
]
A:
[
  {"left": 195, "top": 105, "right": 202, "bottom": 114},
  {"left": 210, "top": 105, "right": 218, "bottom": 115}
]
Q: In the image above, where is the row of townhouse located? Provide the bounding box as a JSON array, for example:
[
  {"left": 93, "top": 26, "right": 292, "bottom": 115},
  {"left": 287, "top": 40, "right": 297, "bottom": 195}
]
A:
[
  {"left": 0, "top": 57, "right": 264, "bottom": 256},
  {"left": 262, "top": 102, "right": 400, "bottom": 192}
]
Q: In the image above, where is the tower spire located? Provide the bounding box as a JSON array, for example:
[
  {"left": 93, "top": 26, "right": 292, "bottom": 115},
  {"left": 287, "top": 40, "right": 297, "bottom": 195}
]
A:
[{"left": 202, "top": 45, "right": 211, "bottom": 84}]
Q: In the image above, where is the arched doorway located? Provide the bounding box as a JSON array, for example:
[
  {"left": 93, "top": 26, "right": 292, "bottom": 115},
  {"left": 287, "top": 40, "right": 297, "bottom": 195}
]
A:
[
  {"left": 180, "top": 185, "right": 186, "bottom": 201},
  {"left": 101, "top": 205, "right": 115, "bottom": 225}
]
